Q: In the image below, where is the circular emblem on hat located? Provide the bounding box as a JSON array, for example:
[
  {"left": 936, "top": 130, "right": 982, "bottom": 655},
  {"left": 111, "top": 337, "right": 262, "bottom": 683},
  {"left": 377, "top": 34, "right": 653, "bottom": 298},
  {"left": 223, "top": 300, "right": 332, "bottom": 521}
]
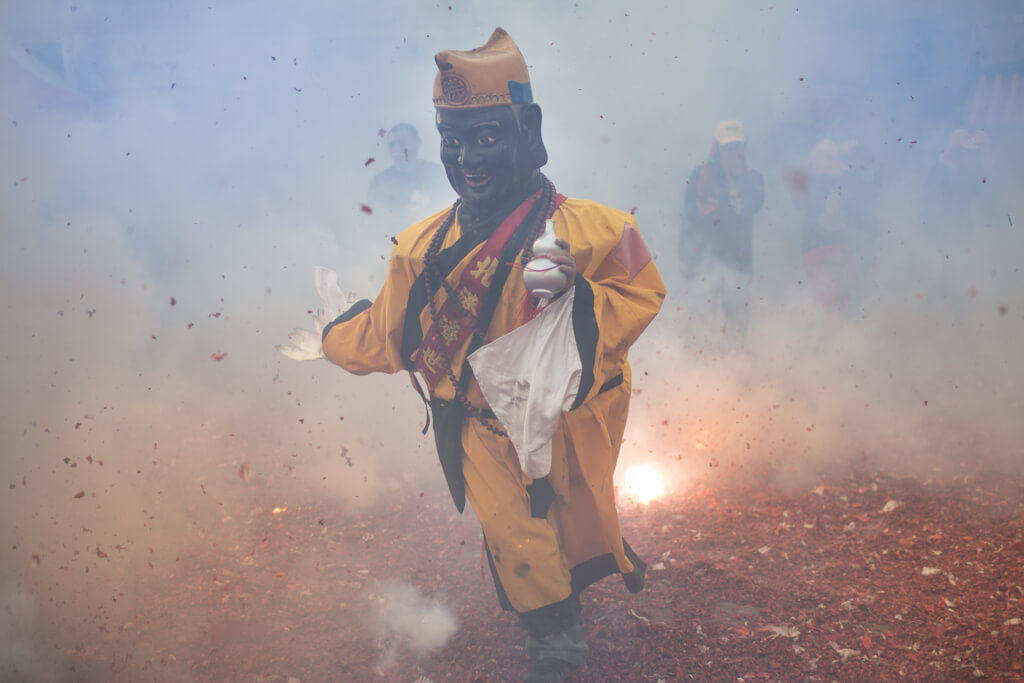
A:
[{"left": 440, "top": 73, "right": 470, "bottom": 106}]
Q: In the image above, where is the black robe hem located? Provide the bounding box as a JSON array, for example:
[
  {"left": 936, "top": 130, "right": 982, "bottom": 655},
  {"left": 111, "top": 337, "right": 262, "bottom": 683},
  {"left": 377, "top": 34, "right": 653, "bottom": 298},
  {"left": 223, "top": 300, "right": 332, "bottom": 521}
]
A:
[{"left": 485, "top": 537, "right": 644, "bottom": 636}]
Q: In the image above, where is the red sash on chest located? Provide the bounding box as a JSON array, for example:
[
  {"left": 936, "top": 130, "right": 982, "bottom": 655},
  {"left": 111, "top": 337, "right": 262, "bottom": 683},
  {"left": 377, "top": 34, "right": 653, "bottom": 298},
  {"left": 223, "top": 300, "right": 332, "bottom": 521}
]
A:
[{"left": 413, "top": 191, "right": 546, "bottom": 392}]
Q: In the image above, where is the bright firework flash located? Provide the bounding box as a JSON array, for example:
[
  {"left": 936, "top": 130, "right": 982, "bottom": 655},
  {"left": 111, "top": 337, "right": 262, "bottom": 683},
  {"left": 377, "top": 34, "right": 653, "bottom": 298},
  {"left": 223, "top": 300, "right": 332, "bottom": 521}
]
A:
[
  {"left": 622, "top": 465, "right": 665, "bottom": 504},
  {"left": 615, "top": 428, "right": 677, "bottom": 506}
]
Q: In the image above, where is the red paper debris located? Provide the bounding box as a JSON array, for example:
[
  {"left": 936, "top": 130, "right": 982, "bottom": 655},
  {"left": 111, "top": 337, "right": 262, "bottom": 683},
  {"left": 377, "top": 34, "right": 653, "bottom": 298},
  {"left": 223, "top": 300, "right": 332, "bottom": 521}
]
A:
[{"left": 46, "top": 453, "right": 1024, "bottom": 681}]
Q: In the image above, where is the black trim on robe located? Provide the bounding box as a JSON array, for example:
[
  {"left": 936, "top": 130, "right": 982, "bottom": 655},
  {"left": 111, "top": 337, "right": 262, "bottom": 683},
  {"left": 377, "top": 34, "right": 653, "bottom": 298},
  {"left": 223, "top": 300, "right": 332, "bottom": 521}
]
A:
[
  {"left": 569, "top": 552, "right": 619, "bottom": 592},
  {"left": 519, "top": 591, "right": 582, "bottom": 639},
  {"left": 321, "top": 299, "right": 372, "bottom": 342},
  {"left": 569, "top": 274, "right": 598, "bottom": 410},
  {"left": 486, "top": 535, "right": 646, "bottom": 625},
  {"left": 597, "top": 372, "right": 624, "bottom": 395},
  {"left": 569, "top": 538, "right": 644, "bottom": 593},
  {"left": 526, "top": 477, "right": 557, "bottom": 518}
]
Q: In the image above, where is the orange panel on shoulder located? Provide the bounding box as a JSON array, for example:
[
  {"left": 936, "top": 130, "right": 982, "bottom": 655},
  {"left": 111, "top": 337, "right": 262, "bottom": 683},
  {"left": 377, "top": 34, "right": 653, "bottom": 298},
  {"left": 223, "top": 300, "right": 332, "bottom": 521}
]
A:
[{"left": 609, "top": 221, "right": 652, "bottom": 283}]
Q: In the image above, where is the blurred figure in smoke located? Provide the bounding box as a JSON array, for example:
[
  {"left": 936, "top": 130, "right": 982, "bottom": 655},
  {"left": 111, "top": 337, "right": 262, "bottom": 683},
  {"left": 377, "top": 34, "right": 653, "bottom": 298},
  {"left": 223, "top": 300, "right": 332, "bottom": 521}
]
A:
[
  {"left": 679, "top": 120, "right": 765, "bottom": 352},
  {"left": 318, "top": 29, "right": 664, "bottom": 682},
  {"left": 367, "top": 123, "right": 452, "bottom": 225},
  {"left": 795, "top": 138, "right": 882, "bottom": 315}
]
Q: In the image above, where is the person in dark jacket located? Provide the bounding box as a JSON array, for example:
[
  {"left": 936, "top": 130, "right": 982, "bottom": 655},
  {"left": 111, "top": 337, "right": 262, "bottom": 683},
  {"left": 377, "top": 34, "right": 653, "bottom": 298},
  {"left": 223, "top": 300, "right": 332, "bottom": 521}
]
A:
[{"left": 679, "top": 120, "right": 765, "bottom": 351}]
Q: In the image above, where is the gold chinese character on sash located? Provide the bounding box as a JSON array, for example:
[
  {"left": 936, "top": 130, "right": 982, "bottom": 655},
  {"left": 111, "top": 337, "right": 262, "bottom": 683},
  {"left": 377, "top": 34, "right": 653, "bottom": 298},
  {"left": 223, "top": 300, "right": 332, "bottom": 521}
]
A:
[
  {"left": 469, "top": 255, "right": 498, "bottom": 287},
  {"left": 457, "top": 289, "right": 480, "bottom": 317},
  {"left": 420, "top": 346, "right": 443, "bottom": 374},
  {"left": 439, "top": 315, "right": 460, "bottom": 344}
]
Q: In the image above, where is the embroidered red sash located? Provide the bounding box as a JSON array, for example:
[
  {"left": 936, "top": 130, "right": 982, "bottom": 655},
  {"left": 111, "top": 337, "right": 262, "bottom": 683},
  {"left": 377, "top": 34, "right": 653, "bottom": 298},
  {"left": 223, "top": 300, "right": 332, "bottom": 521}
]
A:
[{"left": 414, "top": 191, "right": 542, "bottom": 391}]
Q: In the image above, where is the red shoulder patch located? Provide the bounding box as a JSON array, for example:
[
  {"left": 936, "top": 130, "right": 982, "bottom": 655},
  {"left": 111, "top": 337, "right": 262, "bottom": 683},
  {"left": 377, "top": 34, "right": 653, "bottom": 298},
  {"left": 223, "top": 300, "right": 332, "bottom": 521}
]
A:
[{"left": 609, "top": 221, "right": 652, "bottom": 283}]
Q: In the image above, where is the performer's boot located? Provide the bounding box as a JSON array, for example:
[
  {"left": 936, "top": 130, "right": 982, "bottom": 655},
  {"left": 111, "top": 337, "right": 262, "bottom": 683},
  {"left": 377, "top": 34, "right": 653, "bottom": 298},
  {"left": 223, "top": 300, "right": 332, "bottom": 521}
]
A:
[
  {"left": 519, "top": 591, "right": 586, "bottom": 682},
  {"left": 523, "top": 622, "right": 587, "bottom": 682}
]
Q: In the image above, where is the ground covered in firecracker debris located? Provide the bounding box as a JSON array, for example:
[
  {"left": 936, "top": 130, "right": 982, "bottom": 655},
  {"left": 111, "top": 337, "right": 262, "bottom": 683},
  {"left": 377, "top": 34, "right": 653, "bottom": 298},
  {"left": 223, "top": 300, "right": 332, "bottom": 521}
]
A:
[{"left": 60, "top": 459, "right": 1024, "bottom": 682}]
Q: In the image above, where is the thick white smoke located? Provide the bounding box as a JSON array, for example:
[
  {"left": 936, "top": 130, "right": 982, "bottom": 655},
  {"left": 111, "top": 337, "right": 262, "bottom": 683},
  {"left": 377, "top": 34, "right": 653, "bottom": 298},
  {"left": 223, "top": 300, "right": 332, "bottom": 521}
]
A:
[{"left": 370, "top": 580, "right": 459, "bottom": 672}]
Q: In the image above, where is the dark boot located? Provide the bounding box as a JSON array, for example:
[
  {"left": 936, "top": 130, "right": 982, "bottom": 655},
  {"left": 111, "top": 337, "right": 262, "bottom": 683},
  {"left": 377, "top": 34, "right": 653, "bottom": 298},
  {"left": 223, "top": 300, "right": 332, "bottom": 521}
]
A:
[
  {"left": 523, "top": 656, "right": 582, "bottom": 682},
  {"left": 523, "top": 623, "right": 587, "bottom": 682}
]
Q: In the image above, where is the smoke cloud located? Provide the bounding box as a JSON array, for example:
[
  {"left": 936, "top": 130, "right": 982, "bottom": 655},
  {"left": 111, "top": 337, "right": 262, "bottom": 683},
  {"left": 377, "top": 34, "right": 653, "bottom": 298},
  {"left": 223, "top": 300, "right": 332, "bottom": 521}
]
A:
[
  {"left": 369, "top": 580, "right": 459, "bottom": 672},
  {"left": 1, "top": 0, "right": 1021, "bottom": 679}
]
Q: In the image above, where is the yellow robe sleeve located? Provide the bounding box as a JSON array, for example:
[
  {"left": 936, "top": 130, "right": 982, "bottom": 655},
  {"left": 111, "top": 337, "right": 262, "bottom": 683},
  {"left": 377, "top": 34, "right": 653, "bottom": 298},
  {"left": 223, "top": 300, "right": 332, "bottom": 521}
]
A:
[
  {"left": 554, "top": 200, "right": 666, "bottom": 405},
  {"left": 321, "top": 210, "right": 449, "bottom": 375}
]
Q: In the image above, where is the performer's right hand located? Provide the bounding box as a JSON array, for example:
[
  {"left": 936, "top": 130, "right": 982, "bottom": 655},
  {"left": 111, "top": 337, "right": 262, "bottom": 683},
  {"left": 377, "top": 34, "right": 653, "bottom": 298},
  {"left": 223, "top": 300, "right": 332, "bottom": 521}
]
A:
[{"left": 545, "top": 237, "right": 576, "bottom": 294}]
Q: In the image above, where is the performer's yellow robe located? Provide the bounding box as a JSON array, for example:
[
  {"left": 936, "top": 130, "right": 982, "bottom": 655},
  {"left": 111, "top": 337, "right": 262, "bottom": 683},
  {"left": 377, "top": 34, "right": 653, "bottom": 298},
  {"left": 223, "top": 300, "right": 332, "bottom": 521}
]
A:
[{"left": 322, "top": 198, "right": 665, "bottom": 616}]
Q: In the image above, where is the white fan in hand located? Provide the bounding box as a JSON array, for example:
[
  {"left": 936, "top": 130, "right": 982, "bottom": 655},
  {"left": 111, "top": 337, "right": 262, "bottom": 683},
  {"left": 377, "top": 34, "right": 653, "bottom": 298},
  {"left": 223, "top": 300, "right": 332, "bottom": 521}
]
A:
[{"left": 276, "top": 266, "right": 355, "bottom": 361}]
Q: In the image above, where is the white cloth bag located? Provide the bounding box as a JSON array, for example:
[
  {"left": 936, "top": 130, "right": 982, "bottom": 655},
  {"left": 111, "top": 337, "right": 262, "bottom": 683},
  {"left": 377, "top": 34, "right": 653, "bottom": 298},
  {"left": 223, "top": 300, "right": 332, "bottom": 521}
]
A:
[{"left": 467, "top": 289, "right": 583, "bottom": 478}]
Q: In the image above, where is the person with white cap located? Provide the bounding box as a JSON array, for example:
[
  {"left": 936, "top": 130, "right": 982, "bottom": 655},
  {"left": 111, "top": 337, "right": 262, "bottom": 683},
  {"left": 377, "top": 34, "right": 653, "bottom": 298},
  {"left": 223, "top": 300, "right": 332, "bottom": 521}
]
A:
[
  {"left": 315, "top": 28, "right": 665, "bottom": 681},
  {"left": 679, "top": 119, "right": 765, "bottom": 352}
]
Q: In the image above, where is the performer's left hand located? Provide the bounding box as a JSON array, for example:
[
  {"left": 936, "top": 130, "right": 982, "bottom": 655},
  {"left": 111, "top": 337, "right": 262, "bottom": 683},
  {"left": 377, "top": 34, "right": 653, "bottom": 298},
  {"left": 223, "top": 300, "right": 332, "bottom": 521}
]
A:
[{"left": 546, "top": 237, "right": 576, "bottom": 293}]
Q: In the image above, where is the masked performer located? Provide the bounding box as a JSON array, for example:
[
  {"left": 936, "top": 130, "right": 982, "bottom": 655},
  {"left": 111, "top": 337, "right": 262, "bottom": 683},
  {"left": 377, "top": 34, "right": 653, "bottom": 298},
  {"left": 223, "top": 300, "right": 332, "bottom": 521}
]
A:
[{"left": 320, "top": 29, "right": 665, "bottom": 682}]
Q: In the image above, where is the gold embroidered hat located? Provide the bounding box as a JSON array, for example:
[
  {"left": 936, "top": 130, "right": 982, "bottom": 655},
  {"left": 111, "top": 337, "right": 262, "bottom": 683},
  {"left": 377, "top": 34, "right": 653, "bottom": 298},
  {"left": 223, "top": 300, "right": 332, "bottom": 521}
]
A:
[{"left": 433, "top": 28, "right": 533, "bottom": 109}]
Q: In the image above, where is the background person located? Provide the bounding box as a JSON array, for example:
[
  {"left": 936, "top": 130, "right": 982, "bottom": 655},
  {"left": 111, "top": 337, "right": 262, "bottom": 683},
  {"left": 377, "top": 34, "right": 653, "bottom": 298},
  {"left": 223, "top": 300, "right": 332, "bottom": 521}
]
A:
[
  {"left": 796, "top": 137, "right": 882, "bottom": 316},
  {"left": 679, "top": 119, "right": 765, "bottom": 352},
  {"left": 367, "top": 122, "right": 451, "bottom": 224}
]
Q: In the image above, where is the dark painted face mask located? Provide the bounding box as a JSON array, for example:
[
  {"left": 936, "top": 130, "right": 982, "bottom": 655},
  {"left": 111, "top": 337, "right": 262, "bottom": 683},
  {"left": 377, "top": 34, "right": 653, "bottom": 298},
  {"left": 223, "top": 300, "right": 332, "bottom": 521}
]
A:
[{"left": 435, "top": 105, "right": 533, "bottom": 213}]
